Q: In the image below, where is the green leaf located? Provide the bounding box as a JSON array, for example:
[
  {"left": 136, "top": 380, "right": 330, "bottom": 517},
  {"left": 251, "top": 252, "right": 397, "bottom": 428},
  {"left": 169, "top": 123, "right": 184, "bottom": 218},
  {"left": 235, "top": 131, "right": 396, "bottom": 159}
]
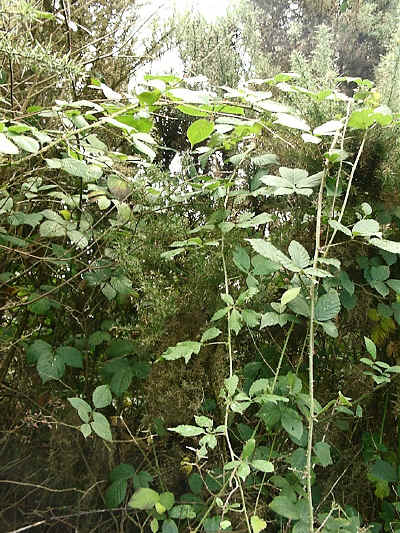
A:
[
  {"left": 242, "top": 438, "right": 256, "bottom": 460},
  {"left": 251, "top": 460, "right": 274, "bottom": 473},
  {"left": 274, "top": 113, "right": 310, "bottom": 131},
  {"left": 188, "top": 473, "right": 203, "bottom": 494},
  {"left": 56, "top": 346, "right": 83, "bottom": 368},
  {"left": 88, "top": 331, "right": 111, "bottom": 347},
  {"left": 288, "top": 295, "right": 310, "bottom": 318},
  {"left": 105, "top": 479, "right": 127, "bottom": 508},
  {"left": 67, "top": 230, "right": 89, "bottom": 249},
  {"left": 0, "top": 133, "right": 19, "bottom": 154},
  {"left": 348, "top": 109, "right": 376, "bottom": 130},
  {"left": 339, "top": 271, "right": 354, "bottom": 295},
  {"left": 260, "top": 312, "right": 280, "bottom": 327},
  {"left": 225, "top": 374, "right": 239, "bottom": 396},
  {"left": 91, "top": 411, "right": 112, "bottom": 441},
  {"left": 353, "top": 219, "right": 380, "bottom": 236},
  {"left": 111, "top": 367, "right": 133, "bottom": 396},
  {"left": 233, "top": 246, "right": 251, "bottom": 273},
  {"left": 201, "top": 327, "right": 221, "bottom": 343},
  {"left": 187, "top": 119, "right": 214, "bottom": 146},
  {"left": 364, "top": 337, "right": 376, "bottom": 360},
  {"left": 281, "top": 287, "right": 301, "bottom": 309},
  {"left": 321, "top": 320, "right": 338, "bottom": 338},
  {"left": 237, "top": 462, "right": 251, "bottom": 481},
  {"left": 68, "top": 397, "right": 92, "bottom": 413},
  {"left": 329, "top": 219, "right": 352, "bottom": 237},
  {"left": 251, "top": 153, "right": 279, "bottom": 166},
  {"left": 281, "top": 407, "right": 303, "bottom": 441},
  {"left": 241, "top": 309, "right": 260, "bottom": 327},
  {"left": 386, "top": 279, "right": 400, "bottom": 293},
  {"left": 168, "top": 425, "right": 205, "bottom": 437},
  {"left": 106, "top": 340, "right": 135, "bottom": 358},
  {"left": 269, "top": 495, "right": 301, "bottom": 520},
  {"left": 150, "top": 518, "right": 159, "bottom": 533},
  {"left": 288, "top": 241, "right": 310, "bottom": 269},
  {"left": 37, "top": 351, "right": 65, "bottom": 383},
  {"left": 169, "top": 504, "right": 196, "bottom": 519},
  {"left": 92, "top": 384, "right": 112, "bottom": 409},
  {"left": 369, "top": 459, "right": 397, "bottom": 482},
  {"left": 110, "top": 463, "right": 135, "bottom": 482},
  {"left": 159, "top": 491, "right": 175, "bottom": 511},
  {"left": 314, "top": 441, "right": 333, "bottom": 467},
  {"left": 247, "top": 239, "right": 293, "bottom": 269},
  {"left": 237, "top": 213, "right": 273, "bottom": 228},
  {"left": 162, "top": 341, "right": 202, "bottom": 364},
  {"left": 12, "top": 135, "right": 40, "bottom": 153},
  {"left": 370, "top": 238, "right": 400, "bottom": 254},
  {"left": 313, "top": 120, "right": 343, "bottom": 136},
  {"left": 229, "top": 308, "right": 242, "bottom": 334},
  {"left": 162, "top": 519, "right": 179, "bottom": 533},
  {"left": 315, "top": 290, "right": 340, "bottom": 321},
  {"left": 195, "top": 415, "right": 213, "bottom": 429},
  {"left": 370, "top": 265, "right": 390, "bottom": 282},
  {"left": 129, "top": 488, "right": 160, "bottom": 510},
  {"left": 251, "top": 515, "right": 267, "bottom": 533},
  {"left": 80, "top": 424, "right": 92, "bottom": 438},
  {"left": 39, "top": 220, "right": 66, "bottom": 238},
  {"left": 28, "top": 295, "right": 52, "bottom": 315}
]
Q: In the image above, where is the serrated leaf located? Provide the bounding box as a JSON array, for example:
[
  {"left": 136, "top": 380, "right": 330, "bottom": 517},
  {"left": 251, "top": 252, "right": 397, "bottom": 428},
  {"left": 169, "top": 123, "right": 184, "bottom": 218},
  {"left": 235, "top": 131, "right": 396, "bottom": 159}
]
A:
[
  {"left": 68, "top": 397, "right": 91, "bottom": 412},
  {"left": 129, "top": 488, "right": 160, "bottom": 510},
  {"left": 353, "top": 219, "right": 380, "bottom": 236},
  {"left": 364, "top": 337, "right": 376, "bottom": 360},
  {"left": 247, "top": 239, "right": 295, "bottom": 270},
  {"left": 229, "top": 308, "right": 242, "bottom": 334},
  {"left": 251, "top": 460, "right": 274, "bottom": 473},
  {"left": 201, "top": 327, "right": 221, "bottom": 343},
  {"left": 369, "top": 459, "right": 397, "bottom": 482},
  {"left": 106, "top": 340, "right": 135, "bottom": 358},
  {"left": 281, "top": 407, "right": 303, "bottom": 441},
  {"left": 387, "top": 279, "right": 400, "bottom": 293},
  {"left": 12, "top": 135, "right": 40, "bottom": 153},
  {"left": 162, "top": 341, "right": 202, "bottom": 364},
  {"left": 274, "top": 113, "right": 310, "bottom": 131},
  {"left": 242, "top": 438, "right": 256, "bottom": 460},
  {"left": 0, "top": 133, "right": 19, "bottom": 154},
  {"left": 39, "top": 220, "right": 66, "bottom": 237},
  {"left": 168, "top": 425, "right": 205, "bottom": 437},
  {"left": 269, "top": 496, "right": 301, "bottom": 520},
  {"left": 187, "top": 119, "right": 214, "bottom": 146},
  {"left": 105, "top": 479, "right": 128, "bottom": 508},
  {"left": 370, "top": 238, "right": 400, "bottom": 254},
  {"left": 315, "top": 290, "right": 340, "bottom": 321},
  {"left": 169, "top": 504, "right": 196, "bottom": 519},
  {"left": 91, "top": 411, "right": 112, "bottom": 441},
  {"left": 329, "top": 219, "right": 352, "bottom": 236},
  {"left": 314, "top": 441, "right": 332, "bottom": 467},
  {"left": 111, "top": 367, "right": 133, "bottom": 396},
  {"left": 260, "top": 312, "right": 280, "bottom": 328},
  {"left": 251, "top": 515, "right": 267, "bottom": 533},
  {"left": 233, "top": 246, "right": 250, "bottom": 272},
  {"left": 92, "top": 384, "right": 112, "bottom": 409},
  {"left": 56, "top": 346, "right": 83, "bottom": 368},
  {"left": 281, "top": 287, "right": 301, "bottom": 309},
  {"left": 288, "top": 241, "right": 310, "bottom": 269},
  {"left": 37, "top": 351, "right": 65, "bottom": 383},
  {"left": 110, "top": 463, "right": 135, "bottom": 482},
  {"left": 225, "top": 374, "right": 239, "bottom": 396},
  {"left": 162, "top": 519, "right": 179, "bottom": 533},
  {"left": 80, "top": 423, "right": 92, "bottom": 438},
  {"left": 313, "top": 120, "right": 343, "bottom": 136}
]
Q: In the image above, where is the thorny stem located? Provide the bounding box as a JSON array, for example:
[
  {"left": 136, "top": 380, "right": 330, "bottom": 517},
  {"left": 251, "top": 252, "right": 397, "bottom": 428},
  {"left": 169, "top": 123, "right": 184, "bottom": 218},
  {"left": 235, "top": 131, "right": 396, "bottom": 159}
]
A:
[{"left": 307, "top": 159, "right": 328, "bottom": 532}]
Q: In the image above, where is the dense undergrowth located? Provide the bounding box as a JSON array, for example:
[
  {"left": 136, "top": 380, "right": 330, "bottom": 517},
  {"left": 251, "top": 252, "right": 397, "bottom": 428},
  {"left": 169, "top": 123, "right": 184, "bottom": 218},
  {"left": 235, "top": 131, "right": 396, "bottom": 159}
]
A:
[{"left": 2, "top": 2, "right": 400, "bottom": 533}]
